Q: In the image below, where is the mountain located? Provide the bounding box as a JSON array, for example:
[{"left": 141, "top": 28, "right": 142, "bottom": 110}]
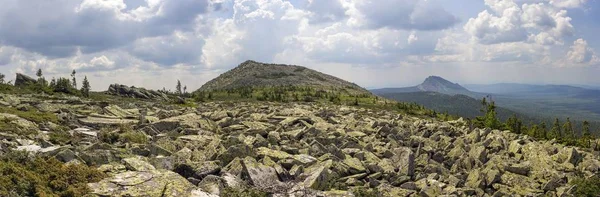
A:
[
  {"left": 464, "top": 83, "right": 597, "bottom": 97},
  {"left": 197, "top": 60, "right": 370, "bottom": 94},
  {"left": 371, "top": 76, "right": 480, "bottom": 97},
  {"left": 463, "top": 83, "right": 600, "bottom": 121}
]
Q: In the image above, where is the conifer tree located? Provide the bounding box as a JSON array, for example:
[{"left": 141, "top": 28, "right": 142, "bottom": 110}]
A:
[
  {"left": 176, "top": 80, "right": 182, "bottom": 95},
  {"left": 550, "top": 118, "right": 562, "bottom": 139},
  {"left": 71, "top": 70, "right": 77, "bottom": 89},
  {"left": 563, "top": 117, "right": 574, "bottom": 140},
  {"left": 582, "top": 121, "right": 592, "bottom": 147},
  {"left": 81, "top": 76, "right": 91, "bottom": 98}
]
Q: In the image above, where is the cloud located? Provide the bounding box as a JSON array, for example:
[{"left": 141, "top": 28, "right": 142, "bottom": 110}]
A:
[
  {"left": 304, "top": 0, "right": 347, "bottom": 23},
  {"left": 200, "top": 0, "right": 306, "bottom": 69},
  {"left": 464, "top": 0, "right": 574, "bottom": 45},
  {"left": 129, "top": 31, "right": 206, "bottom": 66},
  {"left": 348, "top": 0, "right": 459, "bottom": 30},
  {"left": 408, "top": 32, "right": 419, "bottom": 44},
  {"left": 0, "top": 0, "right": 209, "bottom": 58},
  {"left": 566, "top": 38, "right": 599, "bottom": 65}
]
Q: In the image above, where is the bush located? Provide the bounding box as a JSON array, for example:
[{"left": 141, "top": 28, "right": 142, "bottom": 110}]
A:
[
  {"left": 0, "top": 150, "right": 106, "bottom": 197},
  {"left": 119, "top": 131, "right": 148, "bottom": 144},
  {"left": 0, "top": 106, "right": 59, "bottom": 124},
  {"left": 221, "top": 187, "right": 267, "bottom": 197},
  {"left": 572, "top": 176, "right": 600, "bottom": 197},
  {"left": 49, "top": 130, "right": 72, "bottom": 145},
  {"left": 98, "top": 129, "right": 120, "bottom": 144}
]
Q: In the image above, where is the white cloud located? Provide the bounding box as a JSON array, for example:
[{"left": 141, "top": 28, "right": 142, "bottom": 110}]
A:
[
  {"left": 347, "top": 0, "right": 459, "bottom": 30},
  {"left": 464, "top": 0, "right": 574, "bottom": 45},
  {"left": 408, "top": 32, "right": 419, "bottom": 44},
  {"left": 550, "top": 0, "right": 588, "bottom": 8},
  {"left": 566, "top": 38, "right": 599, "bottom": 65}
]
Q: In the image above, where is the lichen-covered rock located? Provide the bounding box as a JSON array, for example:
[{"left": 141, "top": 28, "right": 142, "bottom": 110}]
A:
[
  {"left": 88, "top": 169, "right": 199, "bottom": 196},
  {"left": 241, "top": 156, "right": 283, "bottom": 190},
  {"left": 391, "top": 147, "right": 415, "bottom": 176}
]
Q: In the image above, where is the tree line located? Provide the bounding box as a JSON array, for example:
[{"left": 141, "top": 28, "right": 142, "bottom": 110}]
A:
[
  {"left": 1, "top": 69, "right": 91, "bottom": 97},
  {"left": 472, "top": 96, "right": 598, "bottom": 149}
]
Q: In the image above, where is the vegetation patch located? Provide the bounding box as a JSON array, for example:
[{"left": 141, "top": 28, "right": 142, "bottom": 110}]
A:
[
  {"left": 0, "top": 150, "right": 106, "bottom": 197},
  {"left": 0, "top": 106, "right": 59, "bottom": 124},
  {"left": 572, "top": 176, "right": 600, "bottom": 197}
]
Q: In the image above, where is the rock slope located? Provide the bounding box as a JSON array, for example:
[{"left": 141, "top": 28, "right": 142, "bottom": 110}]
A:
[
  {"left": 2, "top": 93, "right": 599, "bottom": 196},
  {"left": 197, "top": 60, "right": 370, "bottom": 95}
]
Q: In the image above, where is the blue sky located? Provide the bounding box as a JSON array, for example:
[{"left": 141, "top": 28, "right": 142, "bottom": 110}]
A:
[{"left": 0, "top": 0, "right": 599, "bottom": 91}]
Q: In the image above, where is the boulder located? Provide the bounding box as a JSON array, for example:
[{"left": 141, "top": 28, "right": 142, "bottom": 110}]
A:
[
  {"left": 107, "top": 84, "right": 169, "bottom": 100},
  {"left": 391, "top": 147, "right": 415, "bottom": 176},
  {"left": 88, "top": 170, "right": 199, "bottom": 196},
  {"left": 14, "top": 73, "right": 37, "bottom": 86},
  {"left": 241, "top": 157, "right": 283, "bottom": 191},
  {"left": 123, "top": 157, "right": 156, "bottom": 171}
]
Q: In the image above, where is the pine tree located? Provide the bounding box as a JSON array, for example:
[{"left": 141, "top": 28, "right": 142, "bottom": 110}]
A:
[
  {"left": 81, "top": 76, "right": 91, "bottom": 98},
  {"left": 71, "top": 70, "right": 77, "bottom": 89},
  {"left": 563, "top": 117, "right": 574, "bottom": 140},
  {"left": 529, "top": 124, "right": 540, "bottom": 139},
  {"left": 0, "top": 73, "right": 5, "bottom": 84},
  {"left": 582, "top": 121, "right": 592, "bottom": 148},
  {"left": 505, "top": 114, "right": 521, "bottom": 134},
  {"left": 540, "top": 122, "right": 548, "bottom": 139},
  {"left": 35, "top": 68, "right": 47, "bottom": 86},
  {"left": 550, "top": 118, "right": 562, "bottom": 140},
  {"left": 176, "top": 80, "right": 182, "bottom": 95}
]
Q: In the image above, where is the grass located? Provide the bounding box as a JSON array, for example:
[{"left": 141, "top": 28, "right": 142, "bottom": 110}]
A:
[
  {"left": 0, "top": 150, "right": 106, "bottom": 197},
  {"left": 0, "top": 106, "right": 59, "bottom": 124},
  {"left": 572, "top": 176, "right": 600, "bottom": 197}
]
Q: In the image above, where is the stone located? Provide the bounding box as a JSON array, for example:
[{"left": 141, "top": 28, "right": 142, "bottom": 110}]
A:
[
  {"left": 152, "top": 113, "right": 217, "bottom": 132},
  {"left": 298, "top": 160, "right": 333, "bottom": 190},
  {"left": 342, "top": 156, "right": 366, "bottom": 174},
  {"left": 123, "top": 157, "right": 156, "bottom": 171},
  {"left": 468, "top": 146, "right": 488, "bottom": 164},
  {"left": 107, "top": 84, "right": 169, "bottom": 100},
  {"left": 89, "top": 169, "right": 196, "bottom": 196},
  {"left": 391, "top": 147, "right": 415, "bottom": 176},
  {"left": 241, "top": 157, "right": 283, "bottom": 190},
  {"left": 505, "top": 163, "right": 530, "bottom": 176},
  {"left": 14, "top": 73, "right": 37, "bottom": 86},
  {"left": 198, "top": 175, "right": 224, "bottom": 196}
]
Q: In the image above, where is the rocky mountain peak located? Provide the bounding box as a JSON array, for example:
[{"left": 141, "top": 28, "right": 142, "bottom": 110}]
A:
[
  {"left": 197, "top": 60, "right": 370, "bottom": 94},
  {"left": 417, "top": 76, "right": 470, "bottom": 94}
]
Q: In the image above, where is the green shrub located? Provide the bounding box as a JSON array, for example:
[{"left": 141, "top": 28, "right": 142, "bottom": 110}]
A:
[
  {"left": 221, "top": 187, "right": 267, "bottom": 197},
  {"left": 350, "top": 187, "right": 380, "bottom": 197},
  {"left": 0, "top": 150, "right": 106, "bottom": 197},
  {"left": 49, "top": 130, "right": 72, "bottom": 145},
  {"left": 119, "top": 131, "right": 148, "bottom": 144},
  {"left": 572, "top": 176, "right": 600, "bottom": 197},
  {"left": 98, "top": 129, "right": 120, "bottom": 144},
  {"left": 0, "top": 106, "right": 59, "bottom": 124}
]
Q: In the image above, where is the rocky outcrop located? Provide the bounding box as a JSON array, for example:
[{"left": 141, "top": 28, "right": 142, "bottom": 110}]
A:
[
  {"left": 14, "top": 73, "right": 37, "bottom": 86},
  {"left": 107, "top": 84, "right": 168, "bottom": 100},
  {"left": 3, "top": 92, "right": 600, "bottom": 196},
  {"left": 88, "top": 158, "right": 213, "bottom": 196}
]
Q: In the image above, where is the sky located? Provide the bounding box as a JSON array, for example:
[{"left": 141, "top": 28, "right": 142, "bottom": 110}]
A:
[{"left": 0, "top": 0, "right": 599, "bottom": 91}]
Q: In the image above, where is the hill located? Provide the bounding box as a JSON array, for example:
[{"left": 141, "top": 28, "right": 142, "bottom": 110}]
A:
[
  {"left": 378, "top": 91, "right": 528, "bottom": 121},
  {"left": 197, "top": 60, "right": 370, "bottom": 95},
  {"left": 371, "top": 76, "right": 480, "bottom": 97}
]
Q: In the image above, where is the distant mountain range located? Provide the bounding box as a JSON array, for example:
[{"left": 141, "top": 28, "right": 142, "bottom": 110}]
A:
[
  {"left": 372, "top": 76, "right": 600, "bottom": 125},
  {"left": 372, "top": 76, "right": 474, "bottom": 96}
]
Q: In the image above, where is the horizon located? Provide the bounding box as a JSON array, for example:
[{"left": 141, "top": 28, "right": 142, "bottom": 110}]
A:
[{"left": 1, "top": 0, "right": 600, "bottom": 91}]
